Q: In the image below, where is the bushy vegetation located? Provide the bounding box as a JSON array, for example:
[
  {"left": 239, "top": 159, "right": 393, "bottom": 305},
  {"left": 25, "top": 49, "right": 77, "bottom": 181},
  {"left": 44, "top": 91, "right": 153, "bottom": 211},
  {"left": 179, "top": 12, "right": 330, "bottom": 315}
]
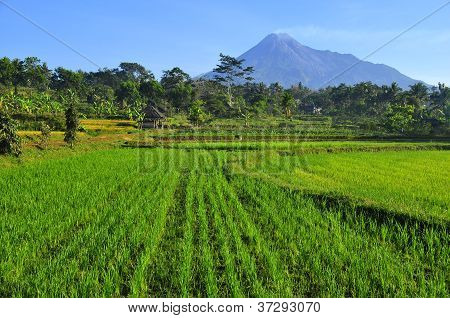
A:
[
  {"left": 1, "top": 56, "right": 448, "bottom": 136},
  {"left": 63, "top": 91, "right": 79, "bottom": 147},
  {"left": 0, "top": 108, "right": 21, "bottom": 156},
  {"left": 0, "top": 147, "right": 448, "bottom": 297},
  {"left": 37, "top": 122, "right": 51, "bottom": 150}
]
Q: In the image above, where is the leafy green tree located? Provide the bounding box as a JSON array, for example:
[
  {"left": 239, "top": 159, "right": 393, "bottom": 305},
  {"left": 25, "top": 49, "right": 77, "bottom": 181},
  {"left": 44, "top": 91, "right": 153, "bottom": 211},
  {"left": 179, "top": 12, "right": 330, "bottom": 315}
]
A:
[
  {"left": 0, "top": 58, "right": 26, "bottom": 92},
  {"left": 38, "top": 122, "right": 51, "bottom": 149},
  {"left": 87, "top": 84, "right": 116, "bottom": 117},
  {"left": 281, "top": 91, "right": 296, "bottom": 118},
  {"left": 351, "top": 82, "right": 377, "bottom": 115},
  {"left": 252, "top": 99, "right": 269, "bottom": 115},
  {"left": 408, "top": 83, "right": 429, "bottom": 105},
  {"left": 161, "top": 67, "right": 192, "bottom": 113},
  {"left": 387, "top": 82, "right": 403, "bottom": 103},
  {"left": 85, "top": 67, "right": 123, "bottom": 90},
  {"left": 268, "top": 82, "right": 284, "bottom": 114},
  {"left": 330, "top": 84, "right": 352, "bottom": 114},
  {"left": 430, "top": 83, "right": 449, "bottom": 112},
  {"left": 22, "top": 57, "right": 52, "bottom": 90},
  {"left": 63, "top": 91, "right": 79, "bottom": 147},
  {"left": 118, "top": 62, "right": 153, "bottom": 82},
  {"left": 188, "top": 99, "right": 207, "bottom": 127},
  {"left": 116, "top": 80, "right": 141, "bottom": 108},
  {"left": 203, "top": 94, "right": 227, "bottom": 117},
  {"left": 235, "top": 96, "right": 253, "bottom": 126},
  {"left": 0, "top": 57, "right": 19, "bottom": 87},
  {"left": 384, "top": 103, "right": 415, "bottom": 133},
  {"left": 427, "top": 83, "right": 449, "bottom": 131},
  {"left": 213, "top": 53, "right": 254, "bottom": 110},
  {"left": 161, "top": 67, "right": 190, "bottom": 88},
  {"left": 193, "top": 80, "right": 227, "bottom": 116},
  {"left": 51, "top": 67, "right": 85, "bottom": 95},
  {"left": 139, "top": 80, "right": 164, "bottom": 105},
  {"left": 0, "top": 107, "right": 21, "bottom": 156}
]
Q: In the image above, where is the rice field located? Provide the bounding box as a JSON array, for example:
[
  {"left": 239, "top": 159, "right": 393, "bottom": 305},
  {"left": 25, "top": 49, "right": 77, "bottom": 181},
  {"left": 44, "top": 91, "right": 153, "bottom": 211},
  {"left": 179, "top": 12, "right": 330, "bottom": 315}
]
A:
[{"left": 0, "top": 146, "right": 449, "bottom": 297}]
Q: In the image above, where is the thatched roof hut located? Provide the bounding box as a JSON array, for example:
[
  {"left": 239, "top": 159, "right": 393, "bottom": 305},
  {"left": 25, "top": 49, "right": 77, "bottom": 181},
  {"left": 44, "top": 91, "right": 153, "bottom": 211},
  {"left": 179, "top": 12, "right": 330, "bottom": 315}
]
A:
[{"left": 142, "top": 103, "right": 166, "bottom": 129}]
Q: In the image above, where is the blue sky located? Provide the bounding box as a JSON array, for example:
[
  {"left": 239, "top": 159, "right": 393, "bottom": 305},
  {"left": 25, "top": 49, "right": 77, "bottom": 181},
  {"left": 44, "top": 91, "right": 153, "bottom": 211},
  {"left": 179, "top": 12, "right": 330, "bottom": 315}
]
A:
[{"left": 1, "top": 0, "right": 449, "bottom": 85}]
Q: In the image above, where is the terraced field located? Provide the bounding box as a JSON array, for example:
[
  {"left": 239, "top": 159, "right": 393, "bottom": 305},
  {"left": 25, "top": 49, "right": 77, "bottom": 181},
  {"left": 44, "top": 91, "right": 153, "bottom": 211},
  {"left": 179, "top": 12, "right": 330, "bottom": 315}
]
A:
[{"left": 0, "top": 146, "right": 449, "bottom": 297}]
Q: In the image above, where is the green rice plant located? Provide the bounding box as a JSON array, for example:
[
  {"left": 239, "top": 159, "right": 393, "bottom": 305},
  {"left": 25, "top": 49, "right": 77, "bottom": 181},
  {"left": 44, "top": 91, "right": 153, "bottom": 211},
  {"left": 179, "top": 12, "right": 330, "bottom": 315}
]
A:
[
  {"left": 0, "top": 146, "right": 448, "bottom": 297},
  {"left": 195, "top": 174, "right": 219, "bottom": 297}
]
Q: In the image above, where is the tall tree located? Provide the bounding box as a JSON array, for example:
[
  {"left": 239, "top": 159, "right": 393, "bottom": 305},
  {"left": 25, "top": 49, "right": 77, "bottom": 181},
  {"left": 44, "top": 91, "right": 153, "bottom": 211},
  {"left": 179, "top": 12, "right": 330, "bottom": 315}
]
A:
[
  {"left": 384, "top": 103, "right": 415, "bottom": 133},
  {"left": 139, "top": 80, "right": 164, "bottom": 105},
  {"left": 188, "top": 99, "right": 207, "bottom": 127},
  {"left": 116, "top": 80, "right": 141, "bottom": 108},
  {"left": 427, "top": 83, "right": 449, "bottom": 130},
  {"left": 213, "top": 53, "right": 254, "bottom": 111},
  {"left": 161, "top": 67, "right": 190, "bottom": 89},
  {"left": 281, "top": 91, "right": 296, "bottom": 118},
  {"left": 268, "top": 82, "right": 284, "bottom": 114},
  {"left": 118, "top": 62, "right": 153, "bottom": 82},
  {"left": 161, "top": 67, "right": 192, "bottom": 112},
  {"left": 22, "top": 57, "right": 52, "bottom": 90},
  {"left": 63, "top": 90, "right": 79, "bottom": 147},
  {"left": 51, "top": 67, "right": 85, "bottom": 94}
]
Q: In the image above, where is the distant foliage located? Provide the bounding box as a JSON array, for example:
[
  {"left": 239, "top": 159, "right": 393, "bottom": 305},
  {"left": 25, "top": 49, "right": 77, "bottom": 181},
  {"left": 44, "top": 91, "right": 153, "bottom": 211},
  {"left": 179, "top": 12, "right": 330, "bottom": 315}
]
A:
[
  {"left": 0, "top": 55, "right": 449, "bottom": 136},
  {"left": 38, "top": 122, "right": 51, "bottom": 149},
  {"left": 281, "top": 91, "right": 296, "bottom": 118},
  {"left": 63, "top": 91, "right": 79, "bottom": 147},
  {"left": 188, "top": 100, "right": 207, "bottom": 127},
  {"left": 0, "top": 108, "right": 22, "bottom": 156}
]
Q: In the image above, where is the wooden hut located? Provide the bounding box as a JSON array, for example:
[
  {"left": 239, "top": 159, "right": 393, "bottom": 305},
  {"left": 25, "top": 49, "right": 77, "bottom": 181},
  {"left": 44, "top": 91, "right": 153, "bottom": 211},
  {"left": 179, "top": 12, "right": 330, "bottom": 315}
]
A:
[{"left": 142, "top": 104, "right": 166, "bottom": 129}]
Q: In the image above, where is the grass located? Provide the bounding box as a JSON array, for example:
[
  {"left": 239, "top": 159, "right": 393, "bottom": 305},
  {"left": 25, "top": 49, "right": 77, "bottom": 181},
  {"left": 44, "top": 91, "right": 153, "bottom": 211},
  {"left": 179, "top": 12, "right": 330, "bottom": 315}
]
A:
[
  {"left": 230, "top": 150, "right": 450, "bottom": 224},
  {"left": 127, "top": 140, "right": 450, "bottom": 152},
  {"left": 0, "top": 146, "right": 448, "bottom": 297}
]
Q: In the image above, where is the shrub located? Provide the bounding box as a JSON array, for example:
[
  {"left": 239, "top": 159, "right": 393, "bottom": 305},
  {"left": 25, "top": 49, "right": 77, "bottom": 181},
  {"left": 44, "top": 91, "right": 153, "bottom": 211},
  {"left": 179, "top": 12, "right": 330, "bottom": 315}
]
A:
[
  {"left": 0, "top": 108, "right": 22, "bottom": 156},
  {"left": 63, "top": 91, "right": 79, "bottom": 147},
  {"left": 188, "top": 100, "right": 207, "bottom": 127},
  {"left": 37, "top": 122, "right": 51, "bottom": 150}
]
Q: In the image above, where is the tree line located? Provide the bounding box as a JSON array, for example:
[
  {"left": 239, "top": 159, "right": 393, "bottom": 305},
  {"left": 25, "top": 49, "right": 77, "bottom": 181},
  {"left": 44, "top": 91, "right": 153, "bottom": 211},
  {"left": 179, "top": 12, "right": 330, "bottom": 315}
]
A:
[{"left": 0, "top": 55, "right": 449, "bottom": 135}]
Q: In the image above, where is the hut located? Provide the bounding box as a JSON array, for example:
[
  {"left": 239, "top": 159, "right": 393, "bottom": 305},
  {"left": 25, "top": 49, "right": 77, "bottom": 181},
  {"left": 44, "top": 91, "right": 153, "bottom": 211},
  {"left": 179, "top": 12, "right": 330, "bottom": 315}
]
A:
[{"left": 142, "top": 103, "right": 166, "bottom": 129}]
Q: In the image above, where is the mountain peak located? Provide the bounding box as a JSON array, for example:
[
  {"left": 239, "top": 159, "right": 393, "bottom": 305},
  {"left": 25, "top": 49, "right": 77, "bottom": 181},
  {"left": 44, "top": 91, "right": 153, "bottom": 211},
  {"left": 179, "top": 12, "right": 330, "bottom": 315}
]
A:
[
  {"left": 263, "top": 33, "right": 300, "bottom": 44},
  {"left": 266, "top": 33, "right": 294, "bottom": 39},
  {"left": 202, "top": 34, "right": 422, "bottom": 89}
]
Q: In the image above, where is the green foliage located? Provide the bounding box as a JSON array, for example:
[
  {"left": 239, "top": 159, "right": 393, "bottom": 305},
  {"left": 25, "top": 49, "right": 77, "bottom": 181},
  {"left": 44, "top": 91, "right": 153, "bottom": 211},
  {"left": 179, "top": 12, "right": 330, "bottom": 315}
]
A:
[
  {"left": 384, "top": 103, "right": 415, "bottom": 133},
  {"left": 51, "top": 67, "right": 85, "bottom": 94},
  {"left": 139, "top": 80, "right": 164, "bottom": 105},
  {"left": 0, "top": 107, "right": 21, "bottom": 156},
  {"left": 161, "top": 67, "right": 192, "bottom": 113},
  {"left": 37, "top": 122, "right": 51, "bottom": 149},
  {"left": 281, "top": 91, "right": 296, "bottom": 118},
  {"left": 251, "top": 99, "right": 269, "bottom": 115},
  {"left": 0, "top": 56, "right": 51, "bottom": 90},
  {"left": 12, "top": 113, "right": 65, "bottom": 131},
  {"left": 188, "top": 99, "right": 207, "bottom": 126},
  {"left": 0, "top": 56, "right": 449, "bottom": 136},
  {"left": 63, "top": 91, "right": 79, "bottom": 147},
  {"left": 116, "top": 80, "right": 141, "bottom": 108},
  {"left": 213, "top": 53, "right": 254, "bottom": 108},
  {"left": 0, "top": 90, "right": 63, "bottom": 114},
  {"left": 118, "top": 62, "right": 154, "bottom": 82}
]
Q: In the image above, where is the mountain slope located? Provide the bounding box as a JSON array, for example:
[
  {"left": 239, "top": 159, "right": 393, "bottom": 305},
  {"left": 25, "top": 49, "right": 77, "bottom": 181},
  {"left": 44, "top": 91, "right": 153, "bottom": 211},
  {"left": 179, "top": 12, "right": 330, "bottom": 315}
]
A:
[{"left": 201, "top": 33, "right": 422, "bottom": 89}]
